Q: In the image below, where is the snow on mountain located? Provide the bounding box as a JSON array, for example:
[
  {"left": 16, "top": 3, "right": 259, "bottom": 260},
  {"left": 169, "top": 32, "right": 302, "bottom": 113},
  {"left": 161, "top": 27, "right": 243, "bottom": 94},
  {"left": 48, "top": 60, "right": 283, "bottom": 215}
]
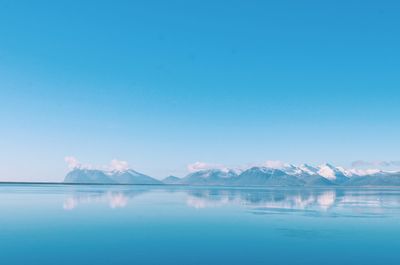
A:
[
  {"left": 316, "top": 163, "right": 349, "bottom": 184},
  {"left": 274, "top": 164, "right": 334, "bottom": 186},
  {"left": 181, "top": 169, "right": 239, "bottom": 185},
  {"left": 109, "top": 169, "right": 162, "bottom": 185},
  {"left": 278, "top": 164, "right": 303, "bottom": 175},
  {"left": 298, "top": 164, "right": 319, "bottom": 175},
  {"left": 234, "top": 167, "right": 304, "bottom": 186},
  {"left": 317, "top": 163, "right": 338, "bottom": 179},
  {"left": 175, "top": 162, "right": 400, "bottom": 186}
]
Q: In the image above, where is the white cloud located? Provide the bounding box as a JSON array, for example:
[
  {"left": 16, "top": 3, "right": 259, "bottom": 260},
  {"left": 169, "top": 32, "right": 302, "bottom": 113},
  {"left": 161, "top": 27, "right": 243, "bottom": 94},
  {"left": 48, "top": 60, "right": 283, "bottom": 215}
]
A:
[
  {"left": 65, "top": 156, "right": 131, "bottom": 172},
  {"left": 109, "top": 159, "right": 130, "bottom": 171},
  {"left": 64, "top": 156, "right": 82, "bottom": 169},
  {"left": 187, "top": 161, "right": 228, "bottom": 173}
]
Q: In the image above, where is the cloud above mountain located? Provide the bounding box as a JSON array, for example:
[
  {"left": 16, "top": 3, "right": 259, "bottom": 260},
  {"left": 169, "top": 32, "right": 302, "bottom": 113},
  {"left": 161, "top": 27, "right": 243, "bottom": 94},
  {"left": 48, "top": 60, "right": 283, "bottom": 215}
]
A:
[
  {"left": 64, "top": 156, "right": 86, "bottom": 169},
  {"left": 109, "top": 159, "right": 130, "bottom": 171},
  {"left": 64, "top": 156, "right": 131, "bottom": 171},
  {"left": 187, "top": 162, "right": 228, "bottom": 173}
]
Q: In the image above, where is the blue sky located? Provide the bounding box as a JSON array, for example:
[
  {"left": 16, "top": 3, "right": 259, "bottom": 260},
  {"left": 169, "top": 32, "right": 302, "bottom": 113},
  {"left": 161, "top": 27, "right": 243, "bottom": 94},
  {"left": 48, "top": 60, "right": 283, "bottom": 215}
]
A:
[{"left": 1, "top": 0, "right": 400, "bottom": 181}]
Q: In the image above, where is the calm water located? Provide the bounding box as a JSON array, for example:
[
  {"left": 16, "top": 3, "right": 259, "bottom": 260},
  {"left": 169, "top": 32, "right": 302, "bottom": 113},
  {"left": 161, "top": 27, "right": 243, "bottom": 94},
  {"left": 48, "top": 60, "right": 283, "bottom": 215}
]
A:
[{"left": 1, "top": 184, "right": 399, "bottom": 265}]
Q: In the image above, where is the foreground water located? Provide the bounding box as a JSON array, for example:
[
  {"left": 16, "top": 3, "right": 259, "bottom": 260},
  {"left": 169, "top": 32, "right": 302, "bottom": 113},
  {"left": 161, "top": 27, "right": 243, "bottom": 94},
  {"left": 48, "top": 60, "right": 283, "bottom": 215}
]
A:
[{"left": 0, "top": 184, "right": 399, "bottom": 265}]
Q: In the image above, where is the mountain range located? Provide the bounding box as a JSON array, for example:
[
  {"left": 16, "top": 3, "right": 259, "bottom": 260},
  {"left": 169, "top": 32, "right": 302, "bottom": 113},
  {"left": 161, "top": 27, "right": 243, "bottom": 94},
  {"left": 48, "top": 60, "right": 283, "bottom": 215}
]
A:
[{"left": 64, "top": 163, "right": 400, "bottom": 186}]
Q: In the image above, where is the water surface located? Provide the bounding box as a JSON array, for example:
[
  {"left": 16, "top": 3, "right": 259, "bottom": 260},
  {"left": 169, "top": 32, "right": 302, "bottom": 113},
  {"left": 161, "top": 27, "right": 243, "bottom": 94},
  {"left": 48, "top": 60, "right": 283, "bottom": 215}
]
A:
[{"left": 1, "top": 184, "right": 399, "bottom": 264}]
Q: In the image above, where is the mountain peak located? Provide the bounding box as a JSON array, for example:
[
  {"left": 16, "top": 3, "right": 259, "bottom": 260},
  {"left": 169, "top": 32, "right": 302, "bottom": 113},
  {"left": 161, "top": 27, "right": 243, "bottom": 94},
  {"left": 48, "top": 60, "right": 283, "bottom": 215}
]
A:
[
  {"left": 64, "top": 168, "right": 162, "bottom": 185},
  {"left": 319, "top": 163, "right": 336, "bottom": 168},
  {"left": 162, "top": 176, "right": 182, "bottom": 184}
]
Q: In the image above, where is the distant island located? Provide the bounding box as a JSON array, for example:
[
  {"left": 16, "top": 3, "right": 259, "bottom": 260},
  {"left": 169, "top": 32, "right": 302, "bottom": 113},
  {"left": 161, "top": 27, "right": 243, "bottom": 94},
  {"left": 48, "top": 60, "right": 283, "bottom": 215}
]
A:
[{"left": 64, "top": 163, "right": 400, "bottom": 186}]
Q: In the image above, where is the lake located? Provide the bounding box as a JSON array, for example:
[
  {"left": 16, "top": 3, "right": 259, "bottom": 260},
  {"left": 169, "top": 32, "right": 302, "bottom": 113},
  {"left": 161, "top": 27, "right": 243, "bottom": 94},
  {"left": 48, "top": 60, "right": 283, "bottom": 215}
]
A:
[{"left": 0, "top": 184, "right": 399, "bottom": 265}]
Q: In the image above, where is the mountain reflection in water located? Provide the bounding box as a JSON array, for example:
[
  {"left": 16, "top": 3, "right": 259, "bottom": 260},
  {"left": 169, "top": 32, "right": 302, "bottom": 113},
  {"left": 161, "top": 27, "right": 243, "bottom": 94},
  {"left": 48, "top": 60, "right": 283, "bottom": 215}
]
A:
[{"left": 62, "top": 186, "right": 400, "bottom": 217}]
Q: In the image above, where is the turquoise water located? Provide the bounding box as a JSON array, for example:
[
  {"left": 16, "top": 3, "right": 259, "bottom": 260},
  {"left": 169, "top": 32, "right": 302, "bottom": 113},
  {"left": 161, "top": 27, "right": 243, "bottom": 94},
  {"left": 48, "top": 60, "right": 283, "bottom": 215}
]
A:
[{"left": 1, "top": 184, "right": 399, "bottom": 265}]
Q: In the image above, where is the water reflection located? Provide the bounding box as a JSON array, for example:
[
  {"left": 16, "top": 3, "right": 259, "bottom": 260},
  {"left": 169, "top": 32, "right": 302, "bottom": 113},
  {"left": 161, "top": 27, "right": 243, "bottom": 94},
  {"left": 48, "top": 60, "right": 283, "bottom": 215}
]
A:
[
  {"left": 62, "top": 186, "right": 400, "bottom": 217},
  {"left": 185, "top": 189, "right": 338, "bottom": 210},
  {"left": 63, "top": 192, "right": 129, "bottom": 210},
  {"left": 185, "top": 188, "right": 400, "bottom": 217},
  {"left": 62, "top": 187, "right": 147, "bottom": 210}
]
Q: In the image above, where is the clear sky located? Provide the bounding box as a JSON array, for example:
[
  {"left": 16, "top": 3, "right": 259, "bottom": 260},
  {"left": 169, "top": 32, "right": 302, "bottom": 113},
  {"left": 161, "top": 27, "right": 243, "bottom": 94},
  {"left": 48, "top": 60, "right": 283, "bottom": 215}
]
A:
[{"left": 1, "top": 0, "right": 399, "bottom": 181}]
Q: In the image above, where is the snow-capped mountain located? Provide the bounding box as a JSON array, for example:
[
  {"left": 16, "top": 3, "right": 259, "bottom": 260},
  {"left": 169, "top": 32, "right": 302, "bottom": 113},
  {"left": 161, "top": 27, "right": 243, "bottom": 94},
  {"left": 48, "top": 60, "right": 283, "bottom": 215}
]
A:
[
  {"left": 168, "top": 163, "right": 400, "bottom": 186},
  {"left": 64, "top": 168, "right": 162, "bottom": 184},
  {"left": 180, "top": 169, "right": 239, "bottom": 185},
  {"left": 108, "top": 169, "right": 162, "bottom": 184},
  {"left": 64, "top": 163, "right": 400, "bottom": 186},
  {"left": 315, "top": 163, "right": 350, "bottom": 184},
  {"left": 234, "top": 167, "right": 304, "bottom": 186}
]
